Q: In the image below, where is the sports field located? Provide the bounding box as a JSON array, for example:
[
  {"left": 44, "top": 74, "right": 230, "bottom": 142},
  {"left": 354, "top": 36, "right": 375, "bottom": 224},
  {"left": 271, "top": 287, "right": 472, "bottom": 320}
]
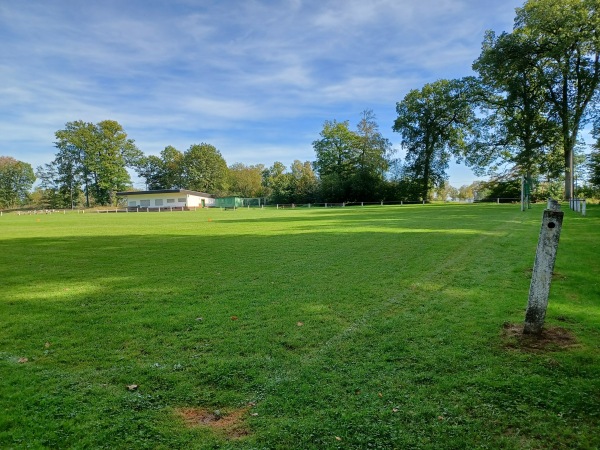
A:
[{"left": 0, "top": 204, "right": 598, "bottom": 449}]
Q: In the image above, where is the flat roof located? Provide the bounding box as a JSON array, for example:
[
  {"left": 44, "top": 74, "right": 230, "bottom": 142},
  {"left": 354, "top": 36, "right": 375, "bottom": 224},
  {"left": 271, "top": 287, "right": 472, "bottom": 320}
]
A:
[{"left": 116, "top": 189, "right": 214, "bottom": 198}]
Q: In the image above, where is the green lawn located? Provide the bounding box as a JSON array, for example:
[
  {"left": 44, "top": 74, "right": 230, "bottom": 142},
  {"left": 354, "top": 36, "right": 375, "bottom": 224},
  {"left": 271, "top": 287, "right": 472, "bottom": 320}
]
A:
[{"left": 0, "top": 204, "right": 598, "bottom": 449}]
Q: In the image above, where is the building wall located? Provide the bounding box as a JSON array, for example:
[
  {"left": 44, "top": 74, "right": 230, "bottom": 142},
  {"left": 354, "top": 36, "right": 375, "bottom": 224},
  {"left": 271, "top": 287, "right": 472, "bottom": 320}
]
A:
[{"left": 126, "top": 193, "right": 215, "bottom": 208}]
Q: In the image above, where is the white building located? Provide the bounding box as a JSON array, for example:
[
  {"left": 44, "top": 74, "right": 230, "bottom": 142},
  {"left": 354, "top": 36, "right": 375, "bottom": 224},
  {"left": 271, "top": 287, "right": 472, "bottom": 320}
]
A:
[{"left": 117, "top": 189, "right": 216, "bottom": 209}]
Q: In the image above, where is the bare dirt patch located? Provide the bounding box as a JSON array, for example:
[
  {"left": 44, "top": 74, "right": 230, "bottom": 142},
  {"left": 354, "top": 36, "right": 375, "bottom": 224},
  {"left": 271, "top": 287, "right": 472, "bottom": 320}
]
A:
[
  {"left": 175, "top": 406, "right": 251, "bottom": 439},
  {"left": 501, "top": 322, "right": 578, "bottom": 352}
]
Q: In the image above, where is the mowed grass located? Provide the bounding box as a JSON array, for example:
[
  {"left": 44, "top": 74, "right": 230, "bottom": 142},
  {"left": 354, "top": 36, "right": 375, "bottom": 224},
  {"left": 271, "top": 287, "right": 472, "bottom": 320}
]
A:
[{"left": 0, "top": 204, "right": 598, "bottom": 449}]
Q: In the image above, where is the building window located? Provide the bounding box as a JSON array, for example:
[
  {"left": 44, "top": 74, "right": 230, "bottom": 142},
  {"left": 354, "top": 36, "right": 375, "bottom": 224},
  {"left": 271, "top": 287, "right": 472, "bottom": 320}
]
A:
[
  {"left": 178, "top": 197, "right": 186, "bottom": 203},
  {"left": 128, "top": 201, "right": 136, "bottom": 207},
  {"left": 167, "top": 198, "right": 175, "bottom": 203},
  {"left": 155, "top": 199, "right": 163, "bottom": 206},
  {"left": 140, "top": 200, "right": 150, "bottom": 207}
]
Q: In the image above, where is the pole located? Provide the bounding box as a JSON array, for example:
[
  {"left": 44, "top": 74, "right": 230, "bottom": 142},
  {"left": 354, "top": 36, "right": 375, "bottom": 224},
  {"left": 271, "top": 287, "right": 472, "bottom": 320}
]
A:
[
  {"left": 524, "top": 200, "right": 564, "bottom": 334},
  {"left": 520, "top": 175, "right": 525, "bottom": 212}
]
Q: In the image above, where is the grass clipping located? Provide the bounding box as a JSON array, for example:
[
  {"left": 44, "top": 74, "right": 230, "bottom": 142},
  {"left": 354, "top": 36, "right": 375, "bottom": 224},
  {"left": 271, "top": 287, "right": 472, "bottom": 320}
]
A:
[
  {"left": 175, "top": 406, "right": 252, "bottom": 439},
  {"left": 502, "top": 322, "right": 578, "bottom": 352}
]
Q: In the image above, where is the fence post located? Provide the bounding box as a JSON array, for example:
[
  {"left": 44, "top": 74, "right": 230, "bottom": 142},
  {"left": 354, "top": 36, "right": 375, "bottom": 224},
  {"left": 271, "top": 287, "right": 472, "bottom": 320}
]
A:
[
  {"left": 582, "top": 199, "right": 586, "bottom": 216},
  {"left": 497, "top": 198, "right": 500, "bottom": 204},
  {"left": 381, "top": 201, "right": 383, "bottom": 206},
  {"left": 524, "top": 200, "right": 564, "bottom": 335}
]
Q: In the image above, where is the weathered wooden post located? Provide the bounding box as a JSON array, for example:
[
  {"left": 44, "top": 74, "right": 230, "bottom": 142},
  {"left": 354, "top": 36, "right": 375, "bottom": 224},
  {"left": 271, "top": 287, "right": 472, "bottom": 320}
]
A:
[{"left": 524, "top": 200, "right": 564, "bottom": 334}]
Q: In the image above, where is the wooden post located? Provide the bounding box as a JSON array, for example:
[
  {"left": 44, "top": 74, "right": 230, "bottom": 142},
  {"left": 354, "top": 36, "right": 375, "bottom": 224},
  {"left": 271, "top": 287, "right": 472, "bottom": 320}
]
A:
[
  {"left": 524, "top": 200, "right": 564, "bottom": 335},
  {"left": 582, "top": 199, "right": 586, "bottom": 216}
]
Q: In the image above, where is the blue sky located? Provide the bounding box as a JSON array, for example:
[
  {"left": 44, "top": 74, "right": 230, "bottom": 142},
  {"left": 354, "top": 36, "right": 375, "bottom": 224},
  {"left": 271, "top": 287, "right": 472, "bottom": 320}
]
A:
[{"left": 1, "top": 0, "right": 525, "bottom": 189}]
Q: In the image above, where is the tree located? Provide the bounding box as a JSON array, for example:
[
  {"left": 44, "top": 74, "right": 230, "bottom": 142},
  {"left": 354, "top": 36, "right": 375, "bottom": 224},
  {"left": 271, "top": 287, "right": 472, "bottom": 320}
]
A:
[
  {"left": 262, "top": 161, "right": 293, "bottom": 204},
  {"left": 472, "top": 31, "right": 562, "bottom": 183},
  {"left": 514, "top": 0, "right": 600, "bottom": 199},
  {"left": 352, "top": 110, "right": 394, "bottom": 201},
  {"left": 182, "top": 143, "right": 228, "bottom": 193},
  {"left": 35, "top": 161, "right": 79, "bottom": 209},
  {"left": 54, "top": 120, "right": 97, "bottom": 207},
  {"left": 135, "top": 146, "right": 185, "bottom": 190},
  {"left": 393, "top": 79, "right": 476, "bottom": 201},
  {"left": 313, "top": 120, "right": 358, "bottom": 202},
  {"left": 91, "top": 120, "right": 142, "bottom": 205},
  {"left": 53, "top": 120, "right": 141, "bottom": 206},
  {"left": 0, "top": 156, "right": 35, "bottom": 208},
  {"left": 228, "top": 163, "right": 264, "bottom": 198},
  {"left": 290, "top": 160, "right": 318, "bottom": 204},
  {"left": 589, "top": 134, "right": 600, "bottom": 190},
  {"left": 159, "top": 146, "right": 185, "bottom": 189},
  {"left": 313, "top": 112, "right": 393, "bottom": 202}
]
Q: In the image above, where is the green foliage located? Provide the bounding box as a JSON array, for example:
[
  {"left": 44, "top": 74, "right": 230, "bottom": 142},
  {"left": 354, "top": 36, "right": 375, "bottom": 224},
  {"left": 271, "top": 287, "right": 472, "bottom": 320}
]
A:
[
  {"left": 313, "top": 110, "right": 393, "bottom": 202},
  {"left": 182, "top": 143, "right": 228, "bottom": 194},
  {"left": 0, "top": 205, "right": 598, "bottom": 449},
  {"left": 52, "top": 120, "right": 141, "bottom": 206},
  {"left": 472, "top": 30, "right": 562, "bottom": 179},
  {"left": 262, "top": 161, "right": 293, "bottom": 203},
  {"left": 228, "top": 163, "right": 264, "bottom": 198},
  {"left": 136, "top": 146, "right": 185, "bottom": 190},
  {"left": 514, "top": 0, "right": 600, "bottom": 198},
  {"left": 289, "top": 160, "right": 318, "bottom": 204},
  {"left": 0, "top": 156, "right": 35, "bottom": 208},
  {"left": 589, "top": 134, "right": 600, "bottom": 193},
  {"left": 393, "top": 79, "right": 477, "bottom": 201}
]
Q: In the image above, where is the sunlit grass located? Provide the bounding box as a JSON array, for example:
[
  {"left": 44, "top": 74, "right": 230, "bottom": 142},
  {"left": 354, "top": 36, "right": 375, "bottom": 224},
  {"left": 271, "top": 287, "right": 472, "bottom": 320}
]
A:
[{"left": 0, "top": 203, "right": 598, "bottom": 449}]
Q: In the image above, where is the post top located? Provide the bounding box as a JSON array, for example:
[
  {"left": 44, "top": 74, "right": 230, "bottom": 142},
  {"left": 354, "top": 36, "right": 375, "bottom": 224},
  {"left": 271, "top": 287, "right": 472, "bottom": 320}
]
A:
[{"left": 548, "top": 199, "right": 561, "bottom": 211}]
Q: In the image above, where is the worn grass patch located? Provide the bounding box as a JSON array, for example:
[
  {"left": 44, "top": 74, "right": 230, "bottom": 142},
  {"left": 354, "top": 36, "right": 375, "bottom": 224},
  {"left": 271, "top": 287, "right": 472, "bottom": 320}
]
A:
[
  {"left": 175, "top": 405, "right": 252, "bottom": 439},
  {"left": 501, "top": 322, "right": 579, "bottom": 352}
]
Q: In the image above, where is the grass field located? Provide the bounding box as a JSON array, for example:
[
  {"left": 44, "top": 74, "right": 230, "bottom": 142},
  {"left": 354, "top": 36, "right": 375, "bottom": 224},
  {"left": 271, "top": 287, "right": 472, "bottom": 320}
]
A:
[{"left": 0, "top": 204, "right": 598, "bottom": 449}]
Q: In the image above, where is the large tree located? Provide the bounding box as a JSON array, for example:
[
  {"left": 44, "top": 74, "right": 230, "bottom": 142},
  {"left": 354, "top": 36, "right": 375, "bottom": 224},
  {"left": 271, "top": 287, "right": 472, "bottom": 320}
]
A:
[
  {"left": 53, "top": 120, "right": 141, "bottom": 206},
  {"left": 313, "top": 111, "right": 392, "bottom": 202},
  {"left": 289, "top": 160, "right": 318, "bottom": 204},
  {"left": 182, "top": 143, "right": 228, "bottom": 193},
  {"left": 312, "top": 120, "right": 358, "bottom": 200},
  {"left": 352, "top": 110, "right": 394, "bottom": 201},
  {"left": 514, "top": 0, "right": 600, "bottom": 199},
  {"left": 136, "top": 146, "right": 185, "bottom": 190},
  {"left": 393, "top": 79, "right": 476, "bottom": 201},
  {"left": 262, "top": 161, "right": 293, "bottom": 204},
  {"left": 92, "top": 120, "right": 142, "bottom": 205},
  {"left": 228, "top": 163, "right": 264, "bottom": 198},
  {"left": 0, "top": 156, "right": 35, "bottom": 208},
  {"left": 589, "top": 129, "right": 600, "bottom": 190},
  {"left": 472, "top": 31, "right": 562, "bottom": 181}
]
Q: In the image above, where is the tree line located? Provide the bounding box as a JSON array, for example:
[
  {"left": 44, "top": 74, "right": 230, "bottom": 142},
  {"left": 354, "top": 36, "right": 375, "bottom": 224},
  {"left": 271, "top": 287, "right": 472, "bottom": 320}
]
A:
[{"left": 2, "top": 0, "right": 600, "bottom": 209}]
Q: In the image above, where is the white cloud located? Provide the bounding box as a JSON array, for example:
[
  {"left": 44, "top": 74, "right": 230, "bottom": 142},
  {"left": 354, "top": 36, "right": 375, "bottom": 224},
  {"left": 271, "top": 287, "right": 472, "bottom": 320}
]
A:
[{"left": 0, "top": 0, "right": 525, "bottom": 186}]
